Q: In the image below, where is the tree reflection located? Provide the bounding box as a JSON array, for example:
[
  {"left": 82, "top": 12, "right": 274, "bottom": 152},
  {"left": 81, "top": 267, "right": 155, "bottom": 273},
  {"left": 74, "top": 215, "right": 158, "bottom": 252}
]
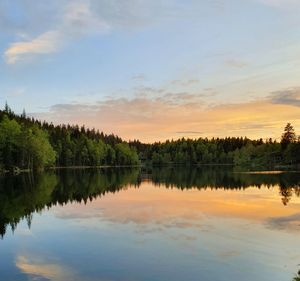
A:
[
  {"left": 0, "top": 167, "right": 299, "bottom": 238},
  {"left": 0, "top": 168, "right": 140, "bottom": 238},
  {"left": 146, "top": 167, "right": 300, "bottom": 205}
]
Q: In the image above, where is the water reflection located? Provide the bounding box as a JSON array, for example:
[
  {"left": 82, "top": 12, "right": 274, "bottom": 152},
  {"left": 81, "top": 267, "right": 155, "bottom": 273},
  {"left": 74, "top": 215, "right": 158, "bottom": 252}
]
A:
[
  {"left": 0, "top": 167, "right": 300, "bottom": 281},
  {"left": 0, "top": 167, "right": 300, "bottom": 238},
  {"left": 0, "top": 168, "right": 140, "bottom": 238},
  {"left": 149, "top": 167, "right": 300, "bottom": 204}
]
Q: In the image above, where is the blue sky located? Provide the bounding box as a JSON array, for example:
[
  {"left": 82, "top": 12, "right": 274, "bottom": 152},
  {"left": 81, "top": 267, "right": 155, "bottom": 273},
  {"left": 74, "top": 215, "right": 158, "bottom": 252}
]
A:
[{"left": 0, "top": 0, "right": 300, "bottom": 141}]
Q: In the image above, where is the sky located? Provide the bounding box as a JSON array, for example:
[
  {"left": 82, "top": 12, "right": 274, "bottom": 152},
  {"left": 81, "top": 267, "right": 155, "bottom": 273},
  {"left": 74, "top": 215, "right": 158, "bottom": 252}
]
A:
[{"left": 0, "top": 0, "right": 300, "bottom": 142}]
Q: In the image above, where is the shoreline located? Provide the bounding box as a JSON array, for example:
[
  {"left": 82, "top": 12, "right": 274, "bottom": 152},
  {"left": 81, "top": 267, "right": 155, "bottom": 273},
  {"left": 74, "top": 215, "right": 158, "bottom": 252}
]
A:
[
  {"left": 1, "top": 163, "right": 300, "bottom": 175},
  {"left": 0, "top": 164, "right": 143, "bottom": 175}
]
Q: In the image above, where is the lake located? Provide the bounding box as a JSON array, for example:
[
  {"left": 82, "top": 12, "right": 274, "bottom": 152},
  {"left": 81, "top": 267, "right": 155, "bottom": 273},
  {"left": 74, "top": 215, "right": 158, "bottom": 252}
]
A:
[{"left": 0, "top": 167, "right": 299, "bottom": 281}]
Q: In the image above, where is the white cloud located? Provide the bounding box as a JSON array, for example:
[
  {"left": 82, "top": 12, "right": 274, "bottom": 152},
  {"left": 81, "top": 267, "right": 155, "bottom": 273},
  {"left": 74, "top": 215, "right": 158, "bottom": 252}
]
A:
[
  {"left": 4, "top": 0, "right": 110, "bottom": 64},
  {"left": 16, "top": 255, "right": 77, "bottom": 281},
  {"left": 4, "top": 31, "right": 62, "bottom": 64},
  {"left": 2, "top": 0, "right": 207, "bottom": 64},
  {"left": 62, "top": 0, "right": 110, "bottom": 34},
  {"left": 16, "top": 254, "right": 100, "bottom": 281}
]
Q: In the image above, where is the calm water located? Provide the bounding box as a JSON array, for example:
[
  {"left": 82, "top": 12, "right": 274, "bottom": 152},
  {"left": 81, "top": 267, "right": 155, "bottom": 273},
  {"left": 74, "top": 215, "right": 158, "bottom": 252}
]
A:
[{"left": 0, "top": 167, "right": 299, "bottom": 281}]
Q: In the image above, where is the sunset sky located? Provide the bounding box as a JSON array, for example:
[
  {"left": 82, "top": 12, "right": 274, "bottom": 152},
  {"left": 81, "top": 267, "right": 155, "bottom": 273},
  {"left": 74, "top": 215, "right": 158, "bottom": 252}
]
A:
[{"left": 0, "top": 0, "right": 300, "bottom": 142}]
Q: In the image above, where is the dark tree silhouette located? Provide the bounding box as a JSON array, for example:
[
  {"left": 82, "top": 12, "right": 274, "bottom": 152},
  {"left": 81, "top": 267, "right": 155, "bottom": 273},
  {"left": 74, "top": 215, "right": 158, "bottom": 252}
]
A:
[{"left": 281, "top": 123, "right": 296, "bottom": 149}]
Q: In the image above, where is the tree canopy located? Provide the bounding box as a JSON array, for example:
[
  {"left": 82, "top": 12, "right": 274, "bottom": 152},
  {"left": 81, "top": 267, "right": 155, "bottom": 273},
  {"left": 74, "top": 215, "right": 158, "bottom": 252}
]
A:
[
  {"left": 0, "top": 105, "right": 299, "bottom": 170},
  {"left": 0, "top": 106, "right": 139, "bottom": 171},
  {"left": 130, "top": 123, "right": 300, "bottom": 167}
]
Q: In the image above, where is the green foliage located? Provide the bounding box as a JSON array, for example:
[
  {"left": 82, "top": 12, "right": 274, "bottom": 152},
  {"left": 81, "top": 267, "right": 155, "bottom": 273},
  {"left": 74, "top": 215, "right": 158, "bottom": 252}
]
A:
[
  {"left": 115, "top": 143, "right": 139, "bottom": 165},
  {"left": 0, "top": 106, "right": 139, "bottom": 170},
  {"left": 0, "top": 116, "right": 21, "bottom": 167},
  {"left": 131, "top": 123, "right": 300, "bottom": 167},
  {"left": 284, "top": 142, "right": 300, "bottom": 164},
  {"left": 0, "top": 116, "right": 56, "bottom": 170},
  {"left": 131, "top": 137, "right": 253, "bottom": 166},
  {"left": 0, "top": 105, "right": 299, "bottom": 169},
  {"left": 25, "top": 126, "right": 57, "bottom": 169},
  {"left": 233, "top": 142, "right": 281, "bottom": 167}
]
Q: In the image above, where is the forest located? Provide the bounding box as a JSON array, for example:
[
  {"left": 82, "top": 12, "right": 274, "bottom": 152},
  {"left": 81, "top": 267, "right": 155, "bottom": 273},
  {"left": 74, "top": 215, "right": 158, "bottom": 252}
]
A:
[
  {"left": 0, "top": 104, "right": 139, "bottom": 171},
  {"left": 130, "top": 123, "right": 300, "bottom": 167},
  {"left": 0, "top": 104, "right": 299, "bottom": 171}
]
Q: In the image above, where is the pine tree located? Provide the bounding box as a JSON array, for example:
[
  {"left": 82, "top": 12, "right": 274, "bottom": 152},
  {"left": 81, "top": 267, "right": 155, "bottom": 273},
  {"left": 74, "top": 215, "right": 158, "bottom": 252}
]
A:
[
  {"left": 21, "top": 108, "right": 26, "bottom": 118},
  {"left": 281, "top": 123, "right": 296, "bottom": 149},
  {"left": 4, "top": 102, "right": 9, "bottom": 113}
]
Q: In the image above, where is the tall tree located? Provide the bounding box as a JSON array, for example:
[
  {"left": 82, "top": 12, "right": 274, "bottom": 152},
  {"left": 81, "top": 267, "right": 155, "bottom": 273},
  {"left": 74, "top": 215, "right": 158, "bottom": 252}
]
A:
[
  {"left": 281, "top": 123, "right": 296, "bottom": 149},
  {"left": 0, "top": 116, "right": 21, "bottom": 168}
]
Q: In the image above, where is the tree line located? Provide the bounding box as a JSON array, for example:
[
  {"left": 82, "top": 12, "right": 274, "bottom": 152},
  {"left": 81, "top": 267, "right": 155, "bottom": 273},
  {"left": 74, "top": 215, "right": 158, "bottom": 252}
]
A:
[
  {"left": 0, "top": 104, "right": 139, "bottom": 171},
  {"left": 233, "top": 123, "right": 300, "bottom": 167},
  {"left": 131, "top": 137, "right": 256, "bottom": 165},
  {"left": 130, "top": 123, "right": 300, "bottom": 167},
  {"left": 0, "top": 104, "right": 299, "bottom": 170}
]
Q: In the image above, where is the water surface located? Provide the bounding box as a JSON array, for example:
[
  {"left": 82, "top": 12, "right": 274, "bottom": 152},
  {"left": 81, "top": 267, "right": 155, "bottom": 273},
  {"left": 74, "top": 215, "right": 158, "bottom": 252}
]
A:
[{"left": 0, "top": 168, "right": 299, "bottom": 281}]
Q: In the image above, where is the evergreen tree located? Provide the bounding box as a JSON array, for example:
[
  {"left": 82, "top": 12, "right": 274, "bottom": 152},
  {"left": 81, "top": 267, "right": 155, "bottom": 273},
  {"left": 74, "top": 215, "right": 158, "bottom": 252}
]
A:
[{"left": 281, "top": 123, "right": 296, "bottom": 149}]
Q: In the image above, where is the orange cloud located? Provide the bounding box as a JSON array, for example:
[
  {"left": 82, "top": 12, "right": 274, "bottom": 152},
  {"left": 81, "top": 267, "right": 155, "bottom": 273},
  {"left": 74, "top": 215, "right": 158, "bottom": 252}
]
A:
[{"left": 34, "top": 89, "right": 300, "bottom": 142}]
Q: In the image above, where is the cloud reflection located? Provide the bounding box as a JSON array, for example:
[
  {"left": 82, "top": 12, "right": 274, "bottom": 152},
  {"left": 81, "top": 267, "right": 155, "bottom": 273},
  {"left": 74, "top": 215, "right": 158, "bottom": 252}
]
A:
[
  {"left": 53, "top": 182, "right": 300, "bottom": 234},
  {"left": 266, "top": 212, "right": 300, "bottom": 232},
  {"left": 16, "top": 255, "right": 76, "bottom": 281},
  {"left": 16, "top": 254, "right": 111, "bottom": 281}
]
